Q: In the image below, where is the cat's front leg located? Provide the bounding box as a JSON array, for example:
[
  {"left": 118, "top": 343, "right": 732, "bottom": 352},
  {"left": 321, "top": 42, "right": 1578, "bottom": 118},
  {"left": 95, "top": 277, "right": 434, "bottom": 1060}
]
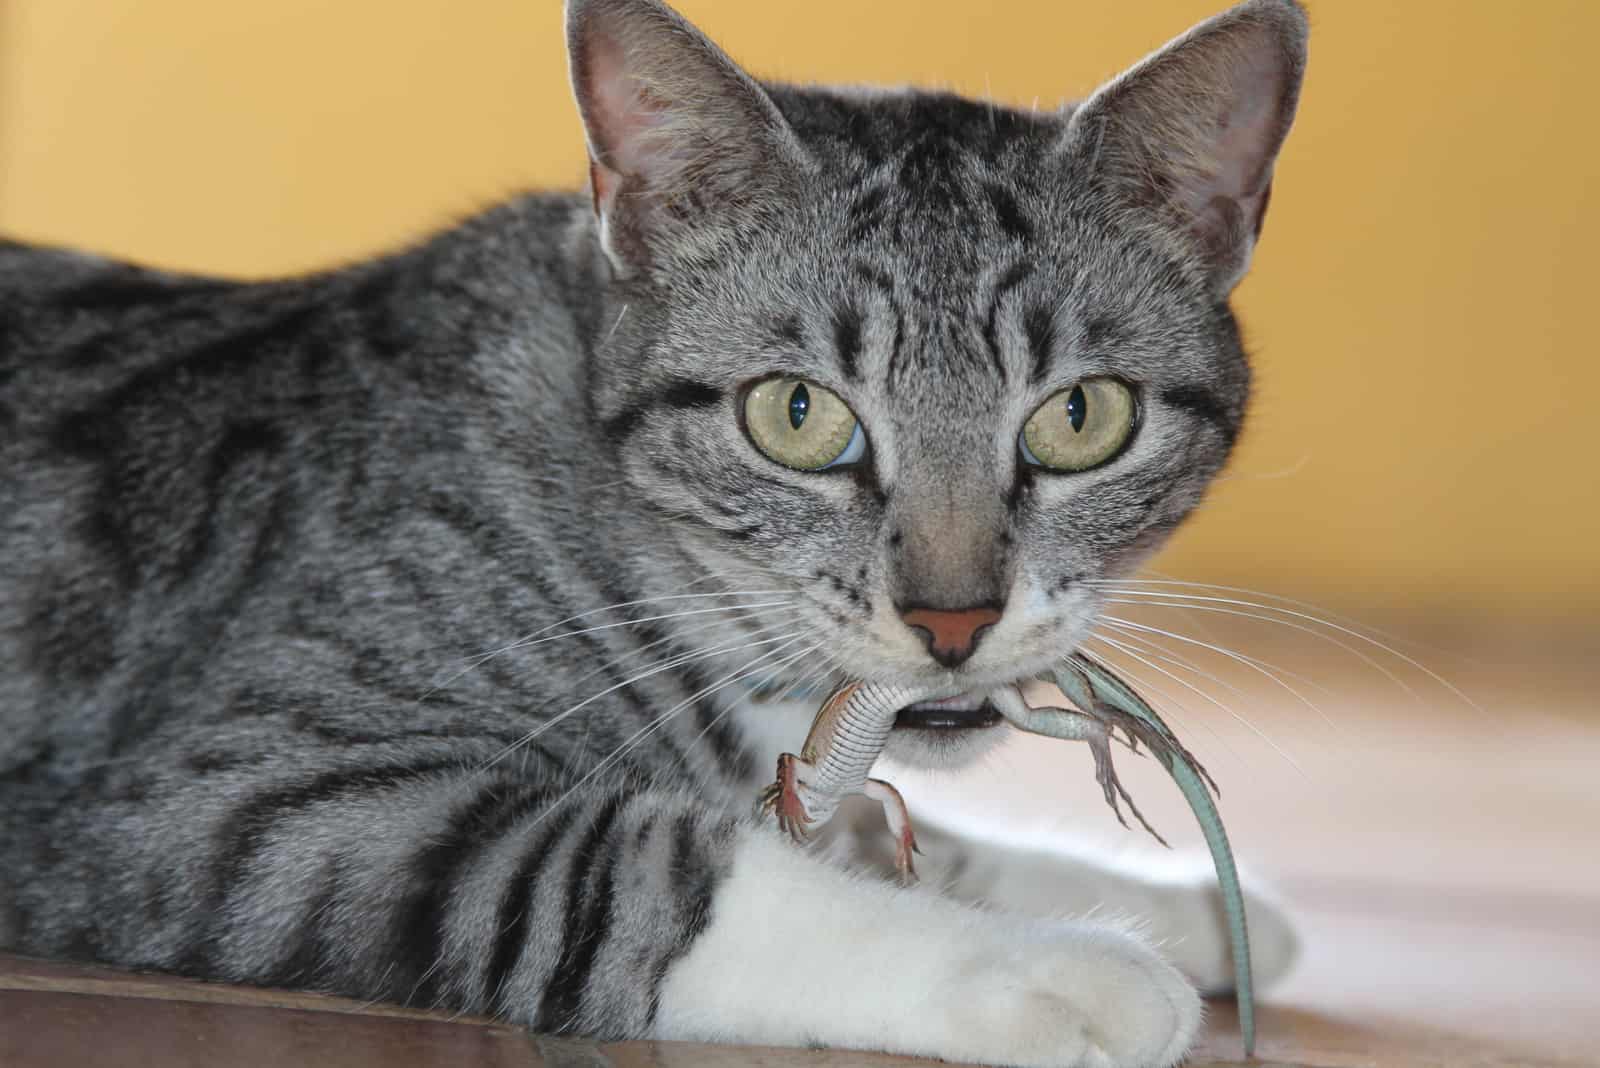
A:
[
  {"left": 659, "top": 827, "right": 1200, "bottom": 1068},
  {"left": 838, "top": 812, "right": 1300, "bottom": 997}
]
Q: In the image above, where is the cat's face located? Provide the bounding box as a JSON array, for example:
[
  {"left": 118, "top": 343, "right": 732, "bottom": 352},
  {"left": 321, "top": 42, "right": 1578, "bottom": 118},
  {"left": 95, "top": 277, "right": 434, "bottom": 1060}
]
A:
[{"left": 569, "top": 0, "right": 1303, "bottom": 764}]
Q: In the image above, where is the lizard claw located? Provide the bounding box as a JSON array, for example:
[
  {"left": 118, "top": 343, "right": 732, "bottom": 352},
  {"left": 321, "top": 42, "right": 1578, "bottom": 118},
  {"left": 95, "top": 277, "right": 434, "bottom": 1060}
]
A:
[
  {"left": 863, "top": 776, "right": 920, "bottom": 885},
  {"left": 895, "top": 823, "right": 920, "bottom": 885},
  {"left": 1083, "top": 720, "right": 1170, "bottom": 848},
  {"left": 763, "top": 752, "right": 814, "bottom": 843}
]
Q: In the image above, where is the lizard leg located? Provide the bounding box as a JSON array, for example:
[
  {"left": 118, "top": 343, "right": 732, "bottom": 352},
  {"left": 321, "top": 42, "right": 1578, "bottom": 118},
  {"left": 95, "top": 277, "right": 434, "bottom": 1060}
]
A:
[
  {"left": 862, "top": 776, "right": 921, "bottom": 885},
  {"left": 989, "top": 687, "right": 1169, "bottom": 847},
  {"left": 756, "top": 752, "right": 819, "bottom": 843}
]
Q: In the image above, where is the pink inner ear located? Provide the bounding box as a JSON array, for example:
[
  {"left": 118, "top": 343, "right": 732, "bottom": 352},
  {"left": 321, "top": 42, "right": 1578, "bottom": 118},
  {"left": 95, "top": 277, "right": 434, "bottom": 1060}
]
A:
[
  {"left": 583, "top": 31, "right": 670, "bottom": 181},
  {"left": 1206, "top": 48, "right": 1290, "bottom": 204}
]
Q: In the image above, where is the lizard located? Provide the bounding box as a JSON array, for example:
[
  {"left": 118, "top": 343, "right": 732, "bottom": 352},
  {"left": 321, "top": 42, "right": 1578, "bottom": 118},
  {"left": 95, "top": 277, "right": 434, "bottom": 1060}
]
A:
[
  {"left": 757, "top": 656, "right": 1257, "bottom": 1056},
  {"left": 755, "top": 680, "right": 933, "bottom": 882}
]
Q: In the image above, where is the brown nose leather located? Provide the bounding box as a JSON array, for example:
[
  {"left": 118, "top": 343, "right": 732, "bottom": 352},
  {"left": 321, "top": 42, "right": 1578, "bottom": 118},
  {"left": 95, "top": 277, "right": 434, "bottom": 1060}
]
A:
[{"left": 901, "top": 606, "right": 1003, "bottom": 667}]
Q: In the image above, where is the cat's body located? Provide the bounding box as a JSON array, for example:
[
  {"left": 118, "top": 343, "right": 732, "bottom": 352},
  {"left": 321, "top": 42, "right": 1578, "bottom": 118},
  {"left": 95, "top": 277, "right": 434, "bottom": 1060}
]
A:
[{"left": 0, "top": 2, "right": 1307, "bottom": 1064}]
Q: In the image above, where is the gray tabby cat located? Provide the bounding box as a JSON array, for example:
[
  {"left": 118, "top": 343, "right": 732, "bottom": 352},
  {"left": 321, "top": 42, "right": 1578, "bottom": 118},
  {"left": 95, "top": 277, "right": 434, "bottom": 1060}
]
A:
[{"left": 0, "top": 1, "right": 1307, "bottom": 1064}]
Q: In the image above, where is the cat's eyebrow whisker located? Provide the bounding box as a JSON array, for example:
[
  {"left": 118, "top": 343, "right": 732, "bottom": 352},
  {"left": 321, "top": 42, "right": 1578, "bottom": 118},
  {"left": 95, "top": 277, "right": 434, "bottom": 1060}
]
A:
[
  {"left": 526, "top": 638, "right": 819, "bottom": 830},
  {"left": 1097, "top": 614, "right": 1343, "bottom": 738},
  {"left": 484, "top": 629, "right": 805, "bottom": 770},
  {"left": 1085, "top": 630, "right": 1306, "bottom": 775}
]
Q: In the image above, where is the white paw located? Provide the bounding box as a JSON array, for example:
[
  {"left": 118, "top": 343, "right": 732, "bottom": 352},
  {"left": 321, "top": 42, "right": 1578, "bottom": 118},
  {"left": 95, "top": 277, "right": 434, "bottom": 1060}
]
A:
[
  {"left": 934, "top": 837, "right": 1299, "bottom": 997},
  {"left": 917, "top": 921, "right": 1202, "bottom": 1068},
  {"left": 658, "top": 829, "right": 1201, "bottom": 1068}
]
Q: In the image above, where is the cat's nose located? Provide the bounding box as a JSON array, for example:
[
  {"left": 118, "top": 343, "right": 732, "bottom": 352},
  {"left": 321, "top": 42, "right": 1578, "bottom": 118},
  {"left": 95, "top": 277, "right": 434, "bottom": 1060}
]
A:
[{"left": 899, "top": 605, "right": 1003, "bottom": 668}]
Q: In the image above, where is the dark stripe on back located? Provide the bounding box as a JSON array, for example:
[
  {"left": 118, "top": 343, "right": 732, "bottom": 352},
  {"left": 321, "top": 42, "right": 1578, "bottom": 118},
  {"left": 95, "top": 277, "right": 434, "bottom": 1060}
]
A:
[
  {"left": 175, "top": 418, "right": 288, "bottom": 578},
  {"left": 55, "top": 301, "right": 321, "bottom": 411},
  {"left": 54, "top": 272, "right": 233, "bottom": 312},
  {"left": 1160, "top": 385, "right": 1238, "bottom": 444}
]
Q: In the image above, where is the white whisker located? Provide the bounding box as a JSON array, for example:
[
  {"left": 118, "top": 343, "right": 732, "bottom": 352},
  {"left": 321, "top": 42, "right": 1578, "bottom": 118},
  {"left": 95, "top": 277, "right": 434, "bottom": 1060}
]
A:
[
  {"left": 527, "top": 604, "right": 807, "bottom": 712},
  {"left": 482, "top": 629, "right": 803, "bottom": 769},
  {"left": 1098, "top": 614, "right": 1343, "bottom": 738},
  {"left": 1097, "top": 574, "right": 1485, "bottom": 672},
  {"left": 1079, "top": 635, "right": 1245, "bottom": 764},
  {"left": 679, "top": 642, "right": 828, "bottom": 765},
  {"left": 526, "top": 637, "right": 819, "bottom": 829},
  {"left": 423, "top": 597, "right": 796, "bottom": 701},
  {"left": 1093, "top": 591, "right": 1430, "bottom": 711},
  {"left": 1086, "top": 631, "right": 1305, "bottom": 774}
]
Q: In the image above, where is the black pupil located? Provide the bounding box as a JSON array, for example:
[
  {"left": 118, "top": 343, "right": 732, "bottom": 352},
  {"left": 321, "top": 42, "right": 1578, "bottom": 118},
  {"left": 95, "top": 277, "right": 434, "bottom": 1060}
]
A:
[
  {"left": 788, "top": 383, "right": 810, "bottom": 430},
  {"left": 1066, "top": 384, "right": 1087, "bottom": 433}
]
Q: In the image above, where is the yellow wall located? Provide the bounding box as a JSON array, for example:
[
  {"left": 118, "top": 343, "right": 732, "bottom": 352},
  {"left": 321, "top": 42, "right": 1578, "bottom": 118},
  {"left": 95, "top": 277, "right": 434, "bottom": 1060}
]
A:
[{"left": 2, "top": 2, "right": 1595, "bottom": 620}]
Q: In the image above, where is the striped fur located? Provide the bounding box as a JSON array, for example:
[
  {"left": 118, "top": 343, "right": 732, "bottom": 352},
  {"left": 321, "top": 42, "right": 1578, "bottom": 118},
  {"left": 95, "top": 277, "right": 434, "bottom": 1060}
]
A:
[{"left": 0, "top": 1, "right": 1306, "bottom": 1063}]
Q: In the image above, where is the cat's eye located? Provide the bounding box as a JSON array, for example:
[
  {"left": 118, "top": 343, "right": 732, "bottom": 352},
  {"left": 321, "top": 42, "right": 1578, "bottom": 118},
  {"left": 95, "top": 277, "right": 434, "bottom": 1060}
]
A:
[
  {"left": 1019, "top": 378, "right": 1137, "bottom": 472},
  {"left": 743, "top": 377, "right": 866, "bottom": 471}
]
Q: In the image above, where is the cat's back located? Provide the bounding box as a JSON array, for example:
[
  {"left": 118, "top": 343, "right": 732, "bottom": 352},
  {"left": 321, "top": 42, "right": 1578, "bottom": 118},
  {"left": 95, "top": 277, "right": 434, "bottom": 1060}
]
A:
[
  {"left": 0, "top": 195, "right": 595, "bottom": 773},
  {"left": 0, "top": 193, "right": 589, "bottom": 436},
  {"left": 0, "top": 238, "right": 341, "bottom": 446}
]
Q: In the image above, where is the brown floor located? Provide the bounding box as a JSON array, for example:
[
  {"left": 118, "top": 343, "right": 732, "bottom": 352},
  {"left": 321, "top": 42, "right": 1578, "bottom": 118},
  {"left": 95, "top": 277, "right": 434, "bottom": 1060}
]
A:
[{"left": 3, "top": 619, "right": 1597, "bottom": 1067}]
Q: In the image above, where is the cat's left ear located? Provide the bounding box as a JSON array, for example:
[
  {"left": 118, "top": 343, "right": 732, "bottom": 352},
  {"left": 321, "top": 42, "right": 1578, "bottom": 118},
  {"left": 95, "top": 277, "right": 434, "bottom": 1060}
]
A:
[
  {"left": 566, "top": 0, "right": 809, "bottom": 277},
  {"left": 1063, "top": 0, "right": 1308, "bottom": 296}
]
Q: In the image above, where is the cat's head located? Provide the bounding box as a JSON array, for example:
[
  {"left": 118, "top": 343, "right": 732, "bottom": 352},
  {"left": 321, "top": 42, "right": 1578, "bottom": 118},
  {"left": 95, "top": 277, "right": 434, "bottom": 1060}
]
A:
[{"left": 566, "top": 0, "right": 1306, "bottom": 765}]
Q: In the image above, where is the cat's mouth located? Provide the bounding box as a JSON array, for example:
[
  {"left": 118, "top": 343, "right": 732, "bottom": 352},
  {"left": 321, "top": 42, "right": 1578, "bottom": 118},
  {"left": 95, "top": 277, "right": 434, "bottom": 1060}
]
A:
[{"left": 894, "top": 692, "right": 1003, "bottom": 731}]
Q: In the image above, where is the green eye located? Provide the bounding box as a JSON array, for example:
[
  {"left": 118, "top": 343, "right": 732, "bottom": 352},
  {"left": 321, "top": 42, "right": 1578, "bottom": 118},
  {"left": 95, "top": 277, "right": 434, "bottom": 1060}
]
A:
[
  {"left": 1020, "top": 378, "right": 1137, "bottom": 471},
  {"left": 744, "top": 377, "right": 865, "bottom": 471}
]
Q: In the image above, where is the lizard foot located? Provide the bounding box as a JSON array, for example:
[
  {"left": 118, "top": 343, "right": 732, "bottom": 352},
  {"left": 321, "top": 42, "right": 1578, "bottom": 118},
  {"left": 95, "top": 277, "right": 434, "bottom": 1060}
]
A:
[
  {"left": 756, "top": 752, "right": 815, "bottom": 843},
  {"left": 1080, "top": 719, "right": 1170, "bottom": 847},
  {"left": 863, "top": 776, "right": 920, "bottom": 884}
]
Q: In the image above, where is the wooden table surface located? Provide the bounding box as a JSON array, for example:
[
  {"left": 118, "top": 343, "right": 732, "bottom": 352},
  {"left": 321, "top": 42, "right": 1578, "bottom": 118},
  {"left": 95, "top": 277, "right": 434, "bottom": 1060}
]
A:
[{"left": 3, "top": 620, "right": 1597, "bottom": 1067}]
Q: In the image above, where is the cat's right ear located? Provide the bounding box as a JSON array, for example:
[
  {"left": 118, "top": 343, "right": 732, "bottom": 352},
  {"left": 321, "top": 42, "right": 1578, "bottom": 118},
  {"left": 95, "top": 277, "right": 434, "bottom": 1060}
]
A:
[{"left": 566, "top": 0, "right": 808, "bottom": 277}]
